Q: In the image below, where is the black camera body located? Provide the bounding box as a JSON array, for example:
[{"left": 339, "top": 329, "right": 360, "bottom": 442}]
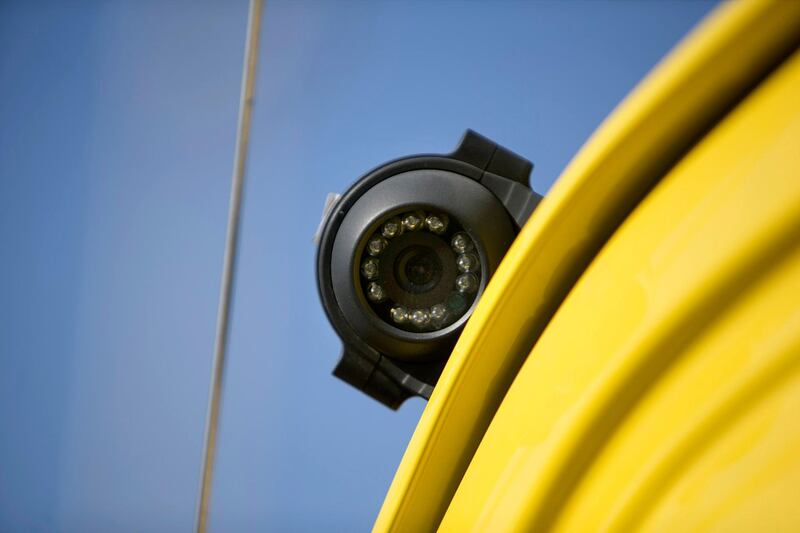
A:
[{"left": 316, "top": 131, "right": 540, "bottom": 409}]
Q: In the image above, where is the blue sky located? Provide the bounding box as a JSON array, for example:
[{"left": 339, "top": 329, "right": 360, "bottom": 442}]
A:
[{"left": 0, "top": 1, "right": 715, "bottom": 531}]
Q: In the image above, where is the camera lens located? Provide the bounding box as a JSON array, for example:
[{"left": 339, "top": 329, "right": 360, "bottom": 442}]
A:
[
  {"left": 357, "top": 208, "right": 481, "bottom": 333},
  {"left": 396, "top": 246, "right": 442, "bottom": 293}
]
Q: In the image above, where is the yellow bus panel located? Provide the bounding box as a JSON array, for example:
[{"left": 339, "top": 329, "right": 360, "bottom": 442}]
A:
[
  {"left": 440, "top": 45, "right": 800, "bottom": 532},
  {"left": 375, "top": 1, "right": 800, "bottom": 531}
]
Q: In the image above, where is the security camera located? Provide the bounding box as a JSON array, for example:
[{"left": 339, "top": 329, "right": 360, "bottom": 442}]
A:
[{"left": 315, "top": 130, "right": 542, "bottom": 409}]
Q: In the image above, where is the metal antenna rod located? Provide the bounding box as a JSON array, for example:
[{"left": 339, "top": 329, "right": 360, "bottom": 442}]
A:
[{"left": 195, "top": 1, "right": 263, "bottom": 531}]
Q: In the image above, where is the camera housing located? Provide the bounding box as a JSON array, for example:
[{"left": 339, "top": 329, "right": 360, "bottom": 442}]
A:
[{"left": 316, "top": 130, "right": 541, "bottom": 409}]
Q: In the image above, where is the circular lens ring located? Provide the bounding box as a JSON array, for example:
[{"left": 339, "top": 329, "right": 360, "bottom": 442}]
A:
[
  {"left": 353, "top": 206, "right": 490, "bottom": 335},
  {"left": 357, "top": 208, "right": 485, "bottom": 333}
]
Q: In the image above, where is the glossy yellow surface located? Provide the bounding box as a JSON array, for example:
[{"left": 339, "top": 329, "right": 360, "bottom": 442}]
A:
[
  {"left": 374, "top": 1, "right": 800, "bottom": 531},
  {"left": 440, "top": 45, "right": 800, "bottom": 532}
]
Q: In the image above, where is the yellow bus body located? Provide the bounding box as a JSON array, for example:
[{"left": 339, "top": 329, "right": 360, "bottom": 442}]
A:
[{"left": 375, "top": 1, "right": 800, "bottom": 531}]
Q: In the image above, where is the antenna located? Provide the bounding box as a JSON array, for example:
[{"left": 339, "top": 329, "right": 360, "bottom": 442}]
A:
[{"left": 195, "top": 1, "right": 263, "bottom": 531}]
